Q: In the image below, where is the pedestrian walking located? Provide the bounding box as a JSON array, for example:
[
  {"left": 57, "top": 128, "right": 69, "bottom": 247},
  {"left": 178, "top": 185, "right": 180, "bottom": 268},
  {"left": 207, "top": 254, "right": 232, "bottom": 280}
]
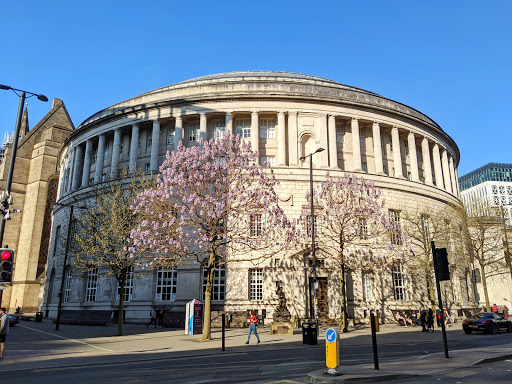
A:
[
  {"left": 427, "top": 308, "right": 434, "bottom": 332},
  {"left": 246, "top": 310, "right": 260, "bottom": 344},
  {"left": 226, "top": 312, "right": 232, "bottom": 328},
  {"left": 146, "top": 307, "right": 157, "bottom": 328},
  {"left": 157, "top": 308, "right": 165, "bottom": 328},
  {"left": 0, "top": 307, "right": 10, "bottom": 359},
  {"left": 504, "top": 305, "right": 509, "bottom": 320},
  {"left": 420, "top": 306, "right": 427, "bottom": 332},
  {"left": 492, "top": 303, "right": 498, "bottom": 313}
]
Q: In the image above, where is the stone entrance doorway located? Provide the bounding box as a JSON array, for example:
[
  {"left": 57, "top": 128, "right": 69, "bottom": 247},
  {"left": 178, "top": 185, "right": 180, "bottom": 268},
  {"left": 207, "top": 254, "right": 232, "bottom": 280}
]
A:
[{"left": 309, "top": 277, "right": 328, "bottom": 321}]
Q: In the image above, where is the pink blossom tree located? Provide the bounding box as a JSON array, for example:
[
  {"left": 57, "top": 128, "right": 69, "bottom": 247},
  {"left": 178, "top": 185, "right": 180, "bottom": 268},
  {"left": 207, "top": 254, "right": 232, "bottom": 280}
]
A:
[
  {"left": 300, "top": 173, "right": 413, "bottom": 332},
  {"left": 131, "top": 133, "right": 301, "bottom": 340}
]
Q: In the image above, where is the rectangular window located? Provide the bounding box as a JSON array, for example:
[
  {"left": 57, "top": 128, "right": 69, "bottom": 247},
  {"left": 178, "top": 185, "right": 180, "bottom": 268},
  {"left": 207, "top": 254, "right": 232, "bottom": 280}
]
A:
[
  {"left": 260, "top": 156, "right": 275, "bottom": 168},
  {"left": 147, "top": 136, "right": 153, "bottom": 149},
  {"left": 404, "top": 140, "right": 409, "bottom": 157},
  {"left": 236, "top": 119, "right": 251, "bottom": 138},
  {"left": 249, "top": 268, "right": 263, "bottom": 301},
  {"left": 189, "top": 122, "right": 199, "bottom": 142},
  {"left": 213, "top": 121, "right": 226, "bottom": 139},
  {"left": 359, "top": 218, "right": 368, "bottom": 240},
  {"left": 156, "top": 268, "right": 177, "bottom": 301},
  {"left": 167, "top": 128, "right": 175, "bottom": 145},
  {"left": 64, "top": 269, "right": 72, "bottom": 303},
  {"left": 250, "top": 214, "right": 262, "bottom": 237},
  {"left": 360, "top": 130, "right": 365, "bottom": 146},
  {"left": 104, "top": 142, "right": 110, "bottom": 160},
  {"left": 53, "top": 225, "right": 61, "bottom": 257},
  {"left": 260, "top": 119, "right": 275, "bottom": 139},
  {"left": 306, "top": 215, "right": 318, "bottom": 236},
  {"left": 389, "top": 135, "right": 393, "bottom": 153},
  {"left": 202, "top": 266, "right": 226, "bottom": 301},
  {"left": 389, "top": 209, "right": 402, "bottom": 245},
  {"left": 117, "top": 267, "right": 134, "bottom": 302},
  {"left": 92, "top": 153, "right": 97, "bottom": 164},
  {"left": 336, "top": 125, "right": 345, "bottom": 144},
  {"left": 417, "top": 149, "right": 423, "bottom": 163},
  {"left": 362, "top": 162, "right": 368, "bottom": 172},
  {"left": 101, "top": 173, "right": 106, "bottom": 182},
  {"left": 363, "top": 272, "right": 373, "bottom": 301},
  {"left": 381, "top": 140, "right": 386, "bottom": 156},
  {"left": 392, "top": 265, "right": 408, "bottom": 301},
  {"left": 145, "top": 164, "right": 151, "bottom": 174},
  {"left": 85, "top": 268, "right": 98, "bottom": 302}
]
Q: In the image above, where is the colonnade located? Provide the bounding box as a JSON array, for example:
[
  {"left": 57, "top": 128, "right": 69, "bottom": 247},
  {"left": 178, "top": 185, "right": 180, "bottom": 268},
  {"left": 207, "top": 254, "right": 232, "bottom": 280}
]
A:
[{"left": 61, "top": 111, "right": 460, "bottom": 198}]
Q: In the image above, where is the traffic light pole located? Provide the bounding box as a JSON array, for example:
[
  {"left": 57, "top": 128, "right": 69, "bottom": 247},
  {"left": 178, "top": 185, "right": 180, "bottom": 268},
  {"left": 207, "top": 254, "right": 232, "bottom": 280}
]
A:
[
  {"left": 431, "top": 241, "right": 449, "bottom": 358},
  {"left": 0, "top": 91, "right": 26, "bottom": 247}
]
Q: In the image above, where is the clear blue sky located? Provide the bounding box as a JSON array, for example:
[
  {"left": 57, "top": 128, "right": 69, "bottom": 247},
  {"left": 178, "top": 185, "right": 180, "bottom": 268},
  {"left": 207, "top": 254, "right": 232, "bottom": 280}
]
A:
[{"left": 1, "top": 1, "right": 510, "bottom": 176}]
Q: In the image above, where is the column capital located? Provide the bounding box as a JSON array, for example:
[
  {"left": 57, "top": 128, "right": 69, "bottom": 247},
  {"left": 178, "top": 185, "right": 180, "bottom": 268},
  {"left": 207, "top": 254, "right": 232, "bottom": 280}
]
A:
[
  {"left": 352, "top": 117, "right": 358, "bottom": 122},
  {"left": 373, "top": 121, "right": 380, "bottom": 126},
  {"left": 251, "top": 110, "right": 259, "bottom": 116},
  {"left": 152, "top": 118, "right": 160, "bottom": 123},
  {"left": 277, "top": 111, "right": 286, "bottom": 116}
]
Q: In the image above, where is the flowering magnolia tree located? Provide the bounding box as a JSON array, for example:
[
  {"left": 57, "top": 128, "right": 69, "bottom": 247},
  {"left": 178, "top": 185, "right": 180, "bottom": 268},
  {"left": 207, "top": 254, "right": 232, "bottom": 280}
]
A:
[
  {"left": 300, "top": 173, "right": 413, "bottom": 332},
  {"left": 131, "top": 134, "right": 301, "bottom": 341}
]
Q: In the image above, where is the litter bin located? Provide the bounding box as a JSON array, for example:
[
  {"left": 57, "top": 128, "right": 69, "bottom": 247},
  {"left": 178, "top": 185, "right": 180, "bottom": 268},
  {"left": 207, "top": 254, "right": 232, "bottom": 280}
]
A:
[
  {"left": 302, "top": 321, "right": 318, "bottom": 345},
  {"left": 35, "top": 311, "right": 43, "bottom": 322}
]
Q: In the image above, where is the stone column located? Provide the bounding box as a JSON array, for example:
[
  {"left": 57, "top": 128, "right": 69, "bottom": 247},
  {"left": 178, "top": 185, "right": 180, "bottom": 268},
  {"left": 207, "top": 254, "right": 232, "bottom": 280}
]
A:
[
  {"left": 226, "top": 112, "right": 233, "bottom": 136},
  {"left": 111, "top": 129, "right": 121, "bottom": 178},
  {"left": 150, "top": 120, "right": 160, "bottom": 172},
  {"left": 129, "top": 123, "right": 140, "bottom": 171},
  {"left": 72, "top": 145, "right": 83, "bottom": 190},
  {"left": 288, "top": 112, "right": 298, "bottom": 167},
  {"left": 454, "top": 167, "right": 461, "bottom": 196},
  {"left": 372, "top": 121, "right": 384, "bottom": 174},
  {"left": 432, "top": 143, "right": 444, "bottom": 189},
  {"left": 94, "top": 134, "right": 106, "bottom": 182},
  {"left": 391, "top": 126, "right": 403, "bottom": 178},
  {"left": 81, "top": 140, "right": 93, "bottom": 187},
  {"left": 318, "top": 114, "right": 329, "bottom": 168},
  {"left": 441, "top": 148, "right": 452, "bottom": 193},
  {"left": 449, "top": 155, "right": 458, "bottom": 196},
  {"left": 408, "top": 132, "right": 419, "bottom": 182},
  {"left": 174, "top": 116, "right": 182, "bottom": 152},
  {"left": 67, "top": 148, "right": 75, "bottom": 192},
  {"left": 199, "top": 113, "right": 207, "bottom": 142},
  {"left": 351, "top": 118, "right": 362, "bottom": 171},
  {"left": 277, "top": 111, "right": 286, "bottom": 166},
  {"left": 328, "top": 115, "right": 338, "bottom": 169},
  {"left": 421, "top": 137, "right": 433, "bottom": 185},
  {"left": 251, "top": 111, "right": 259, "bottom": 154}
]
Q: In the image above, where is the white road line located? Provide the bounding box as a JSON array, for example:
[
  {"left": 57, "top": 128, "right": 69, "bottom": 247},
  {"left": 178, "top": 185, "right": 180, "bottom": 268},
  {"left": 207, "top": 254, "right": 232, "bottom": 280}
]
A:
[{"left": 19, "top": 325, "right": 113, "bottom": 352}]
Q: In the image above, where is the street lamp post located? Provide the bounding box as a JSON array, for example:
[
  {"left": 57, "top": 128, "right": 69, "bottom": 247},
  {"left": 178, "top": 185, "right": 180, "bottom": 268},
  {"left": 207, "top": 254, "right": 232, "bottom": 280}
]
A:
[
  {"left": 0, "top": 85, "right": 48, "bottom": 247},
  {"left": 300, "top": 148, "right": 324, "bottom": 325}
]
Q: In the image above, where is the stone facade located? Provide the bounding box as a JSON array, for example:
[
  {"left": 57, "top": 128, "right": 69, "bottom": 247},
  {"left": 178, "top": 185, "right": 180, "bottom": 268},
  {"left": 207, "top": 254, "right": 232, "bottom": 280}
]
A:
[
  {"left": 44, "top": 72, "right": 469, "bottom": 324},
  {"left": 0, "top": 99, "right": 74, "bottom": 313}
]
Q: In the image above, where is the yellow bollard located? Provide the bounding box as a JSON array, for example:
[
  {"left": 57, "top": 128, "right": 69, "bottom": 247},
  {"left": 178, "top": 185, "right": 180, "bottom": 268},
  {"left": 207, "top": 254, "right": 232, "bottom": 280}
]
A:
[
  {"left": 325, "top": 328, "right": 342, "bottom": 375},
  {"left": 374, "top": 314, "right": 379, "bottom": 332}
]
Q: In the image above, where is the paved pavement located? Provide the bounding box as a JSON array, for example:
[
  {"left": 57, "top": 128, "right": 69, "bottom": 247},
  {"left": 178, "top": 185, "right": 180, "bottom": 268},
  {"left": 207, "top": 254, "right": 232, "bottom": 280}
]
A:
[{"left": 1, "top": 319, "right": 512, "bottom": 383}]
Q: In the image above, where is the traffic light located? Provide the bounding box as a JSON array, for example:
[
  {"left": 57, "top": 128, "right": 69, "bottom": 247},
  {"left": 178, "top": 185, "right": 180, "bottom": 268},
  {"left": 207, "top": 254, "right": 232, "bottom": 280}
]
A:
[
  {"left": 0, "top": 248, "right": 14, "bottom": 283},
  {"left": 435, "top": 248, "right": 450, "bottom": 281}
]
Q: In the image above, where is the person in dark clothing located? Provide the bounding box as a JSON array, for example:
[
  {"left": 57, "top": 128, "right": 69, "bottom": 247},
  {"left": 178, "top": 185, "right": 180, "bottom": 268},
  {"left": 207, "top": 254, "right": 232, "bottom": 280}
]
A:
[
  {"left": 146, "top": 307, "right": 157, "bottom": 328},
  {"left": 427, "top": 308, "right": 434, "bottom": 332},
  {"left": 420, "top": 306, "right": 427, "bottom": 332},
  {"left": 157, "top": 308, "right": 164, "bottom": 328}
]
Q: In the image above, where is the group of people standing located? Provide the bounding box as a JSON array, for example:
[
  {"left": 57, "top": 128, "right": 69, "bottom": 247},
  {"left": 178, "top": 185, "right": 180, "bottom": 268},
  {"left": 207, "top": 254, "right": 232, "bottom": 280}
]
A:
[{"left": 419, "top": 306, "right": 436, "bottom": 332}]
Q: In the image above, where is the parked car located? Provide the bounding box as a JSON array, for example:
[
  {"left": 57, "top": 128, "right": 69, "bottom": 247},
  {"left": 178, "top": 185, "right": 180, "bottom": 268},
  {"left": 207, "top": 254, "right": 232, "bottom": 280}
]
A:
[
  {"left": 6, "top": 313, "right": 20, "bottom": 327},
  {"left": 462, "top": 312, "right": 511, "bottom": 334}
]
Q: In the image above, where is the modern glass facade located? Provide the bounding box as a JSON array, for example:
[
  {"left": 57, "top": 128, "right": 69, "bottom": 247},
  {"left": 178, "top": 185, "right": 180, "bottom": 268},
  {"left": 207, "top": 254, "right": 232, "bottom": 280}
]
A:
[{"left": 459, "top": 163, "right": 512, "bottom": 191}]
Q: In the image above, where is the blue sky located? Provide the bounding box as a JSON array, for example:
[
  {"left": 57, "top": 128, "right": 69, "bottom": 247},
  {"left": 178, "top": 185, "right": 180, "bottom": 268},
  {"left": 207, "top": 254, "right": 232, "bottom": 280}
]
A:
[{"left": 1, "top": 1, "right": 510, "bottom": 176}]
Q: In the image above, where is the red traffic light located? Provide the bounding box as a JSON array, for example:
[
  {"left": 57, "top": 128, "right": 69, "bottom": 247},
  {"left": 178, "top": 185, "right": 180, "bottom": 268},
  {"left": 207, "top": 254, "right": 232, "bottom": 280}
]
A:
[{"left": 1, "top": 250, "right": 11, "bottom": 260}]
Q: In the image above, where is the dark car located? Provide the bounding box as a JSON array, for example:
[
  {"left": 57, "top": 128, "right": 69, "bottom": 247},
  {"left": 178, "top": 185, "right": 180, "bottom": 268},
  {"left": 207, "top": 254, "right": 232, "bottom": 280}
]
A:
[
  {"left": 462, "top": 312, "right": 511, "bottom": 334},
  {"left": 6, "top": 313, "right": 19, "bottom": 327}
]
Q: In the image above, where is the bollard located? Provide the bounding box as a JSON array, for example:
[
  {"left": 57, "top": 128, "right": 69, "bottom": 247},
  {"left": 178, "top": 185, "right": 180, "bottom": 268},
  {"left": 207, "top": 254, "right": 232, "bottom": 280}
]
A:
[
  {"left": 325, "top": 328, "right": 342, "bottom": 376},
  {"left": 370, "top": 312, "right": 379, "bottom": 370},
  {"left": 221, "top": 313, "right": 225, "bottom": 352}
]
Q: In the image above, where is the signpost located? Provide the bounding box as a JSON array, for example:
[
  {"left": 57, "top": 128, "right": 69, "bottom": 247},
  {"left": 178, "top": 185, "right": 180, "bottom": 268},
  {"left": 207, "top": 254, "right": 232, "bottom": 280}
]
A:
[{"left": 325, "top": 327, "right": 342, "bottom": 376}]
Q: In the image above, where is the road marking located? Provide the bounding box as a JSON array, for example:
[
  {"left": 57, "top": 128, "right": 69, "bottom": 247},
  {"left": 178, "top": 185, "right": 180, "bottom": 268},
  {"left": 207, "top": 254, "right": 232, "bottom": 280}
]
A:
[{"left": 18, "top": 324, "right": 113, "bottom": 352}]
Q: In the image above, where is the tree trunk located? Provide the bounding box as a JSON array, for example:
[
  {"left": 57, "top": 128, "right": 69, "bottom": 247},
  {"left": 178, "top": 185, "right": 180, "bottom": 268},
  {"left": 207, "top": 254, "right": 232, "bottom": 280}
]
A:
[
  {"left": 118, "top": 270, "right": 126, "bottom": 336},
  {"left": 479, "top": 263, "right": 491, "bottom": 312},
  {"left": 339, "top": 263, "right": 348, "bottom": 333},
  {"left": 201, "top": 253, "right": 216, "bottom": 341}
]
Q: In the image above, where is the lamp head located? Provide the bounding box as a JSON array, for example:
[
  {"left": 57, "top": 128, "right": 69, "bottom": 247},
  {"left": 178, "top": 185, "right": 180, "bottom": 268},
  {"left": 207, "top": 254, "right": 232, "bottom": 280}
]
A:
[
  {"left": 315, "top": 148, "right": 325, "bottom": 154},
  {"left": 0, "top": 84, "right": 11, "bottom": 90},
  {"left": 37, "top": 94, "right": 49, "bottom": 102}
]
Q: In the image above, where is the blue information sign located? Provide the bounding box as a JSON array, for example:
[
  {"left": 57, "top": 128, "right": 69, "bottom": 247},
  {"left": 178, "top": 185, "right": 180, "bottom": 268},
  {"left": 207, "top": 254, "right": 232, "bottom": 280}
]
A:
[{"left": 325, "top": 328, "right": 338, "bottom": 343}]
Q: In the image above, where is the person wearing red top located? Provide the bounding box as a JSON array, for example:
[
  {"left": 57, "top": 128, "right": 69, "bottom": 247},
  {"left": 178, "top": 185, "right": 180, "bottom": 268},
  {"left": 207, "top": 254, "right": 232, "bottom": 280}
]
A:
[{"left": 246, "top": 310, "right": 260, "bottom": 344}]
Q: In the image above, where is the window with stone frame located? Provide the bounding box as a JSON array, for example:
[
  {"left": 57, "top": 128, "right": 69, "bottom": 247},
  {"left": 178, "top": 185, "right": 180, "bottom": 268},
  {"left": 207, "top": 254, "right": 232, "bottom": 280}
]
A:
[
  {"left": 260, "top": 119, "right": 275, "bottom": 139},
  {"left": 392, "top": 264, "right": 408, "bottom": 301},
  {"left": 249, "top": 268, "right": 263, "bottom": 301},
  {"left": 306, "top": 214, "right": 318, "bottom": 237},
  {"left": 250, "top": 214, "right": 263, "bottom": 237},
  {"left": 381, "top": 140, "right": 386, "bottom": 156},
  {"left": 404, "top": 140, "right": 409, "bottom": 157},
  {"left": 64, "top": 268, "right": 72, "bottom": 303},
  {"left": 362, "top": 272, "right": 373, "bottom": 301},
  {"left": 145, "top": 164, "right": 151, "bottom": 174},
  {"left": 336, "top": 124, "right": 345, "bottom": 144},
  {"left": 389, "top": 209, "right": 402, "bottom": 245},
  {"left": 362, "top": 162, "right": 368, "bottom": 172},
  {"left": 389, "top": 134, "right": 393, "bottom": 153},
  {"left": 360, "top": 129, "right": 365, "bottom": 146},
  {"left": 417, "top": 149, "right": 423, "bottom": 163},
  {"left": 117, "top": 266, "right": 134, "bottom": 302},
  {"left": 202, "top": 265, "right": 225, "bottom": 301},
  {"left": 236, "top": 119, "right": 251, "bottom": 138},
  {"left": 213, "top": 121, "right": 226, "bottom": 139},
  {"left": 167, "top": 128, "right": 175, "bottom": 145},
  {"left": 85, "top": 268, "right": 99, "bottom": 302},
  {"left": 189, "top": 122, "right": 199, "bottom": 142},
  {"left": 359, "top": 218, "right": 368, "bottom": 240},
  {"left": 147, "top": 136, "right": 153, "bottom": 150},
  {"left": 104, "top": 141, "right": 110, "bottom": 160},
  {"left": 260, "top": 156, "right": 275, "bottom": 168},
  {"left": 156, "top": 268, "right": 177, "bottom": 301}
]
